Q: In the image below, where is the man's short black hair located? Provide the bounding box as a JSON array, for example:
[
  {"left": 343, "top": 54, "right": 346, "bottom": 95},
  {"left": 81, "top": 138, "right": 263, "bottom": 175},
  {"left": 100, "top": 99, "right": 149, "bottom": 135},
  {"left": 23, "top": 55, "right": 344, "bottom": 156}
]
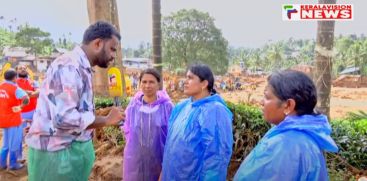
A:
[
  {"left": 82, "top": 21, "right": 121, "bottom": 44},
  {"left": 4, "top": 69, "right": 17, "bottom": 81}
]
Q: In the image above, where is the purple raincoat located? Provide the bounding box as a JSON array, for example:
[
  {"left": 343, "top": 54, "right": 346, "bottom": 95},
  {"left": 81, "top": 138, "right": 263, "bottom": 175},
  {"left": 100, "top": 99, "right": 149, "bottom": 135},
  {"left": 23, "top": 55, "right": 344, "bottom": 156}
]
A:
[{"left": 122, "top": 90, "right": 173, "bottom": 181}]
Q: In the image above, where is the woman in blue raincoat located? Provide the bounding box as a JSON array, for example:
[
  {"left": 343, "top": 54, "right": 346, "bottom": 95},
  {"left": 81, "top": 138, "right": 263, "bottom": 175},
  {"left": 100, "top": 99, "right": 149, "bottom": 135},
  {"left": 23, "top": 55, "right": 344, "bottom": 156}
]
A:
[
  {"left": 161, "top": 64, "right": 233, "bottom": 181},
  {"left": 122, "top": 68, "right": 173, "bottom": 181},
  {"left": 234, "top": 70, "right": 339, "bottom": 181}
]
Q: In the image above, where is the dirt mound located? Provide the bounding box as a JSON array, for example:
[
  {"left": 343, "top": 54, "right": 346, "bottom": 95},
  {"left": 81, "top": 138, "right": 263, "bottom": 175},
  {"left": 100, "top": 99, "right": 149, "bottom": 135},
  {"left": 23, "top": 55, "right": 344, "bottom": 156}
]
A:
[
  {"left": 219, "top": 77, "right": 367, "bottom": 119},
  {"left": 89, "top": 142, "right": 123, "bottom": 181},
  {"left": 291, "top": 64, "right": 314, "bottom": 78},
  {"left": 95, "top": 107, "right": 113, "bottom": 116},
  {"left": 333, "top": 75, "right": 367, "bottom": 88},
  {"left": 0, "top": 167, "right": 28, "bottom": 181},
  {"left": 89, "top": 108, "right": 124, "bottom": 181}
]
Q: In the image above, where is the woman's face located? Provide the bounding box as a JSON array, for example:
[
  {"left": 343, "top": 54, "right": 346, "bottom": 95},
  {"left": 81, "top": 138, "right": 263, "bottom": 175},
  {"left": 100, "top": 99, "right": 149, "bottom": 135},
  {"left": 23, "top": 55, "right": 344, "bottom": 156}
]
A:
[
  {"left": 261, "top": 85, "right": 287, "bottom": 125},
  {"left": 183, "top": 71, "right": 206, "bottom": 97},
  {"left": 140, "top": 73, "right": 159, "bottom": 97}
]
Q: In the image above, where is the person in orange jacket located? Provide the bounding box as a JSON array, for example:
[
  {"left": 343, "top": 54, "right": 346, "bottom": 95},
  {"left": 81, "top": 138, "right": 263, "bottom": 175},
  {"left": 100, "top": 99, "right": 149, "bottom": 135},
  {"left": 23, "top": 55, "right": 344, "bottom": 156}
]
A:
[
  {"left": 0, "top": 69, "right": 29, "bottom": 170},
  {"left": 16, "top": 65, "right": 39, "bottom": 162},
  {"left": 16, "top": 65, "right": 39, "bottom": 122}
]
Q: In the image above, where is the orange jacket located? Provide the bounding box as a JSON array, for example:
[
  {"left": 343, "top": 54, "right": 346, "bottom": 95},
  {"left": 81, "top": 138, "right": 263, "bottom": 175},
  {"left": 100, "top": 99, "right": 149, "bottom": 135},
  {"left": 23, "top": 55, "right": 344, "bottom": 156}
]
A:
[
  {"left": 0, "top": 82, "right": 22, "bottom": 128},
  {"left": 17, "top": 78, "right": 37, "bottom": 112}
]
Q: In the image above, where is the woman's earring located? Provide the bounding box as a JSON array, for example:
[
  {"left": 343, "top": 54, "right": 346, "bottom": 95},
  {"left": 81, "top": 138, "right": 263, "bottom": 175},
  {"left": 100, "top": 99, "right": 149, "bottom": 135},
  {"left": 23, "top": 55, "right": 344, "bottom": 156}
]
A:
[{"left": 284, "top": 111, "right": 289, "bottom": 116}]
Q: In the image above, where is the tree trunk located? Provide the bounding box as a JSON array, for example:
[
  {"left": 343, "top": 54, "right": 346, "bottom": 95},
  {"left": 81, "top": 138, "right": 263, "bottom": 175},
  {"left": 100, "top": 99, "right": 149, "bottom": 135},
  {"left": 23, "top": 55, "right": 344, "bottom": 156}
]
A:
[
  {"left": 313, "top": 0, "right": 336, "bottom": 119},
  {"left": 87, "top": 0, "right": 126, "bottom": 97},
  {"left": 152, "top": 0, "right": 163, "bottom": 89}
]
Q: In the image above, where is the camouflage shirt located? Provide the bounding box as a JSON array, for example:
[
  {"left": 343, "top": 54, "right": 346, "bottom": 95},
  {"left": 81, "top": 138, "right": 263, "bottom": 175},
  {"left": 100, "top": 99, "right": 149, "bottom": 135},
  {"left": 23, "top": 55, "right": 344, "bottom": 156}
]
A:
[{"left": 26, "top": 46, "right": 95, "bottom": 151}]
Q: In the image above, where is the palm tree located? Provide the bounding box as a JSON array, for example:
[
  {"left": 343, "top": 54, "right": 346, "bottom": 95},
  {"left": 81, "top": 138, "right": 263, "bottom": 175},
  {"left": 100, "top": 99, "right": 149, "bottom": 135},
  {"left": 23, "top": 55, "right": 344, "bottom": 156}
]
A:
[
  {"left": 152, "top": 0, "right": 163, "bottom": 89},
  {"left": 87, "top": 0, "right": 126, "bottom": 96},
  {"left": 267, "top": 44, "right": 284, "bottom": 70},
  {"left": 313, "top": 0, "right": 336, "bottom": 119}
]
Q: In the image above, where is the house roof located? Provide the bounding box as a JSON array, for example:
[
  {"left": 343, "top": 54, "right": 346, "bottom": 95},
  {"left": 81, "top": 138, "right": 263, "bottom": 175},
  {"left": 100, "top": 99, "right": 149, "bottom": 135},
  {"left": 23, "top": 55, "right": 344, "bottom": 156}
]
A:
[
  {"left": 340, "top": 67, "right": 360, "bottom": 75},
  {"left": 53, "top": 48, "right": 68, "bottom": 53},
  {"left": 2, "top": 47, "right": 30, "bottom": 57},
  {"left": 123, "top": 58, "right": 151, "bottom": 63}
]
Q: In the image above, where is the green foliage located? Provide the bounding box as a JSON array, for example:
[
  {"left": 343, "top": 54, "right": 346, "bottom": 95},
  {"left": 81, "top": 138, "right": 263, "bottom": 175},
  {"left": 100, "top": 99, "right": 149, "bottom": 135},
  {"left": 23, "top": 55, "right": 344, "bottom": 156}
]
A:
[
  {"left": 327, "top": 112, "right": 367, "bottom": 178},
  {"left": 229, "top": 35, "right": 367, "bottom": 76},
  {"left": 1, "top": 22, "right": 76, "bottom": 57},
  {"left": 0, "top": 27, "right": 16, "bottom": 51},
  {"left": 226, "top": 102, "right": 270, "bottom": 161},
  {"left": 229, "top": 38, "right": 316, "bottom": 73},
  {"left": 94, "top": 97, "right": 130, "bottom": 109},
  {"left": 328, "top": 168, "right": 355, "bottom": 181},
  {"left": 329, "top": 118, "right": 367, "bottom": 171},
  {"left": 94, "top": 97, "right": 131, "bottom": 147},
  {"left": 94, "top": 97, "right": 114, "bottom": 109},
  {"left": 162, "top": 9, "right": 229, "bottom": 74},
  {"left": 102, "top": 126, "right": 125, "bottom": 146},
  {"left": 55, "top": 33, "right": 75, "bottom": 50},
  {"left": 136, "top": 42, "right": 152, "bottom": 58},
  {"left": 15, "top": 24, "right": 53, "bottom": 55},
  {"left": 347, "top": 111, "right": 367, "bottom": 121}
]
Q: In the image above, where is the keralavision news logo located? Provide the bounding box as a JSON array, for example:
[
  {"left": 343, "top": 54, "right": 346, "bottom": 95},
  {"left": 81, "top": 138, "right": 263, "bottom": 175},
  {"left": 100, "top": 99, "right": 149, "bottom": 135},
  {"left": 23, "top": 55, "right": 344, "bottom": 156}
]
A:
[{"left": 282, "top": 4, "right": 353, "bottom": 21}]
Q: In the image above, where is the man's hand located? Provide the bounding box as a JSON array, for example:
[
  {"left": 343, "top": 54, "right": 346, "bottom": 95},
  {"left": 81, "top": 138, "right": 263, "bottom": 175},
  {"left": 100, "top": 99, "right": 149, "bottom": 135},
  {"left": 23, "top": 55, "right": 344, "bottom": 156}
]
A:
[
  {"left": 87, "top": 107, "right": 125, "bottom": 129},
  {"left": 26, "top": 90, "right": 39, "bottom": 98},
  {"left": 106, "top": 107, "right": 125, "bottom": 126},
  {"left": 12, "top": 106, "right": 22, "bottom": 113},
  {"left": 24, "top": 126, "right": 30, "bottom": 135}
]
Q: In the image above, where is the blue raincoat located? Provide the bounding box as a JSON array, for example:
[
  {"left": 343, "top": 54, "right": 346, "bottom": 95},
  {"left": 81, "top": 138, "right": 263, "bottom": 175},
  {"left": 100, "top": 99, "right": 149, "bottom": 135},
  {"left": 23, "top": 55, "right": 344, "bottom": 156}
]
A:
[
  {"left": 162, "top": 94, "right": 233, "bottom": 181},
  {"left": 234, "top": 114, "right": 339, "bottom": 181}
]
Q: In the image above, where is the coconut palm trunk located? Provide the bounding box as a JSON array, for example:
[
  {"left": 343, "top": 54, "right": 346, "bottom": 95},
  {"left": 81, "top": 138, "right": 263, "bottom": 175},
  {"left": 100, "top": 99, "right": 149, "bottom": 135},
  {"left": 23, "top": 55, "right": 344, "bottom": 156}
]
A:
[
  {"left": 152, "top": 0, "right": 163, "bottom": 89},
  {"left": 87, "top": 0, "right": 126, "bottom": 96},
  {"left": 313, "top": 0, "right": 336, "bottom": 119}
]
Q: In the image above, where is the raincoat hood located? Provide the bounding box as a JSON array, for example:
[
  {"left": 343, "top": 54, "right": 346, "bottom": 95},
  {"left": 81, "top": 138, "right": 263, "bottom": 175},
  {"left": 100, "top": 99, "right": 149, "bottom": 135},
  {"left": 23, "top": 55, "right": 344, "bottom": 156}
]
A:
[
  {"left": 191, "top": 93, "right": 227, "bottom": 106},
  {"left": 131, "top": 90, "right": 171, "bottom": 106},
  {"left": 267, "top": 114, "right": 338, "bottom": 152},
  {"left": 190, "top": 94, "right": 232, "bottom": 116}
]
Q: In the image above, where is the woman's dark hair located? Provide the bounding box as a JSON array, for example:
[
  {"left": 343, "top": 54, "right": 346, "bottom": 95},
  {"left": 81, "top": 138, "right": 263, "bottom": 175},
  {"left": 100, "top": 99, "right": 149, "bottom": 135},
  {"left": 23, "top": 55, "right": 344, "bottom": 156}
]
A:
[
  {"left": 82, "top": 21, "right": 121, "bottom": 44},
  {"left": 188, "top": 64, "right": 217, "bottom": 94},
  {"left": 4, "top": 69, "right": 17, "bottom": 81},
  {"left": 268, "top": 70, "right": 317, "bottom": 116},
  {"left": 139, "top": 68, "right": 161, "bottom": 83}
]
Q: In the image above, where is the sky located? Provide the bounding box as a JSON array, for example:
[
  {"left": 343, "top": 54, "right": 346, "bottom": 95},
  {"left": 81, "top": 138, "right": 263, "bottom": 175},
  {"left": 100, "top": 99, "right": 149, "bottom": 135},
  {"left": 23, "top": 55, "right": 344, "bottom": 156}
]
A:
[{"left": 0, "top": 0, "right": 366, "bottom": 48}]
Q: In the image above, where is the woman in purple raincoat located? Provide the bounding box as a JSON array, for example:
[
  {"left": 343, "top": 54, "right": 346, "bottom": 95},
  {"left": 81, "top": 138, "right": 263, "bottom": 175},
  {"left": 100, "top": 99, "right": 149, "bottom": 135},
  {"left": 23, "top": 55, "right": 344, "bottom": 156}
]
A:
[{"left": 122, "top": 68, "right": 173, "bottom": 181}]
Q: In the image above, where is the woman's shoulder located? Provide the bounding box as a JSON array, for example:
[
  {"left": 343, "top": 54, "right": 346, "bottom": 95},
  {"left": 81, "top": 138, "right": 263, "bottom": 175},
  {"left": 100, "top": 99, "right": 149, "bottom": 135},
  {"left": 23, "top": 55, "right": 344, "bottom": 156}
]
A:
[
  {"left": 126, "top": 97, "right": 141, "bottom": 109},
  {"left": 200, "top": 100, "right": 230, "bottom": 116},
  {"left": 266, "top": 130, "right": 321, "bottom": 152},
  {"left": 175, "top": 98, "right": 191, "bottom": 107},
  {"left": 164, "top": 101, "right": 174, "bottom": 108}
]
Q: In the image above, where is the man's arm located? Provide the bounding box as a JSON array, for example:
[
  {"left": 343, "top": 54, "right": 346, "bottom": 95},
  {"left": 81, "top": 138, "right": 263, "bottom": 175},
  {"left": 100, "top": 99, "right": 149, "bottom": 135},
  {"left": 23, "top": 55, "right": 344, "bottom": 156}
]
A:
[
  {"left": 86, "top": 107, "right": 125, "bottom": 129},
  {"left": 47, "top": 66, "right": 124, "bottom": 133},
  {"left": 46, "top": 66, "right": 95, "bottom": 132},
  {"left": 26, "top": 80, "right": 40, "bottom": 98},
  {"left": 21, "top": 95, "right": 30, "bottom": 107},
  {"left": 11, "top": 87, "right": 29, "bottom": 112},
  {"left": 26, "top": 90, "right": 39, "bottom": 98}
]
